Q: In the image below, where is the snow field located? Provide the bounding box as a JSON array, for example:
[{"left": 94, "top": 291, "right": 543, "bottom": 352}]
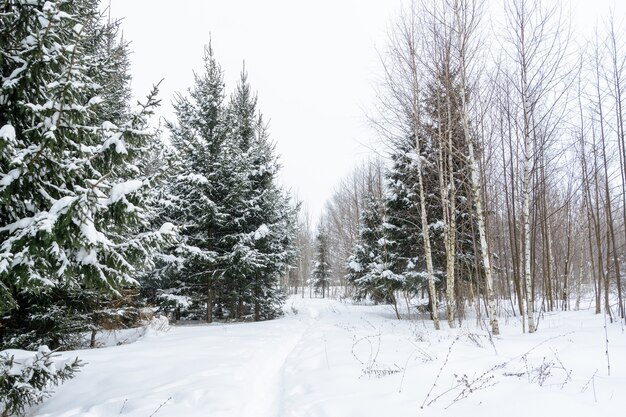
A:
[{"left": 33, "top": 297, "right": 625, "bottom": 417}]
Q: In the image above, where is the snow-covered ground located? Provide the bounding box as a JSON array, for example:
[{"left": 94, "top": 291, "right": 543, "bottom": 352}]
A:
[{"left": 32, "top": 296, "right": 625, "bottom": 417}]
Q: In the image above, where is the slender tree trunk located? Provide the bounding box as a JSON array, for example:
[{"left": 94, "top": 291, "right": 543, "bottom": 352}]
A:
[
  {"left": 608, "top": 20, "right": 626, "bottom": 320},
  {"left": 454, "top": 0, "right": 500, "bottom": 333},
  {"left": 299, "top": 254, "right": 305, "bottom": 298},
  {"left": 520, "top": 18, "right": 536, "bottom": 332},
  {"left": 522, "top": 148, "right": 535, "bottom": 332},
  {"left": 582, "top": 169, "right": 601, "bottom": 315},
  {"left": 501, "top": 94, "right": 524, "bottom": 319},
  {"left": 436, "top": 104, "right": 456, "bottom": 328},
  {"left": 576, "top": 227, "right": 584, "bottom": 311},
  {"left": 563, "top": 203, "right": 572, "bottom": 311},
  {"left": 464, "top": 134, "right": 500, "bottom": 335},
  {"left": 400, "top": 18, "right": 441, "bottom": 330},
  {"left": 392, "top": 292, "right": 401, "bottom": 320},
  {"left": 540, "top": 174, "right": 555, "bottom": 312},
  {"left": 591, "top": 136, "right": 608, "bottom": 317},
  {"left": 207, "top": 283, "right": 213, "bottom": 323},
  {"left": 90, "top": 329, "right": 97, "bottom": 348},
  {"left": 597, "top": 75, "right": 619, "bottom": 324},
  {"left": 416, "top": 127, "right": 440, "bottom": 330},
  {"left": 445, "top": 90, "right": 458, "bottom": 329}
]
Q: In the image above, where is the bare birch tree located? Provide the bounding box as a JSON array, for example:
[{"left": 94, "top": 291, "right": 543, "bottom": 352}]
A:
[
  {"left": 449, "top": 0, "right": 500, "bottom": 334},
  {"left": 373, "top": 1, "right": 441, "bottom": 329},
  {"left": 501, "top": 0, "right": 571, "bottom": 333}
]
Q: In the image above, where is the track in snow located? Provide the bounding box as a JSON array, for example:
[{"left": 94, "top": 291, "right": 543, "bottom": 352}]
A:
[{"left": 33, "top": 296, "right": 626, "bottom": 417}]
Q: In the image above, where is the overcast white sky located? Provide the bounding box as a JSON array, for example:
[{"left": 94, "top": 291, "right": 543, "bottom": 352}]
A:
[{"left": 108, "top": 0, "right": 624, "bottom": 221}]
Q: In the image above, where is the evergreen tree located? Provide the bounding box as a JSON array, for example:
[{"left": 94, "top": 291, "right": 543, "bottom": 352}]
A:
[
  {"left": 422, "top": 70, "right": 480, "bottom": 314},
  {"left": 311, "top": 226, "right": 331, "bottom": 298},
  {"left": 150, "top": 52, "right": 296, "bottom": 322},
  {"left": 384, "top": 134, "right": 446, "bottom": 297},
  {"left": 379, "top": 70, "right": 481, "bottom": 319},
  {"left": 347, "top": 196, "right": 380, "bottom": 301},
  {"left": 221, "top": 70, "right": 296, "bottom": 320},
  {"left": 1, "top": 346, "right": 82, "bottom": 416},
  {"left": 347, "top": 194, "right": 404, "bottom": 316},
  {"left": 78, "top": 0, "right": 132, "bottom": 126},
  {"left": 0, "top": 0, "right": 168, "bottom": 348},
  {"left": 146, "top": 44, "right": 231, "bottom": 322}
]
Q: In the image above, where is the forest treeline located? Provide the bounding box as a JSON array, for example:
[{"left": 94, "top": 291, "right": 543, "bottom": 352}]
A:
[
  {"left": 0, "top": 0, "right": 625, "bottom": 413},
  {"left": 1, "top": 0, "right": 626, "bottom": 353},
  {"left": 300, "top": 0, "right": 626, "bottom": 334}
]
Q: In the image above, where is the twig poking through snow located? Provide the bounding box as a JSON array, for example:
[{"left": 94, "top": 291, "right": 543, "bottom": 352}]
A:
[
  {"left": 483, "top": 319, "right": 498, "bottom": 355},
  {"left": 551, "top": 349, "right": 573, "bottom": 389},
  {"left": 398, "top": 350, "right": 418, "bottom": 393},
  {"left": 117, "top": 399, "right": 128, "bottom": 416},
  {"left": 421, "top": 337, "right": 458, "bottom": 409},
  {"left": 323, "top": 333, "right": 330, "bottom": 369},
  {"left": 604, "top": 312, "right": 611, "bottom": 376},
  {"left": 148, "top": 397, "right": 172, "bottom": 417},
  {"left": 581, "top": 369, "right": 598, "bottom": 403}
]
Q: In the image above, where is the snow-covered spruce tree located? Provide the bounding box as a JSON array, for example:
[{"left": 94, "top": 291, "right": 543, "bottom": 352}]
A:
[
  {"left": 146, "top": 44, "right": 230, "bottom": 322},
  {"left": 347, "top": 195, "right": 381, "bottom": 301},
  {"left": 2, "top": 0, "right": 143, "bottom": 350},
  {"left": 346, "top": 246, "right": 367, "bottom": 301},
  {"left": 381, "top": 69, "right": 481, "bottom": 324},
  {"left": 151, "top": 53, "right": 296, "bottom": 322},
  {"left": 0, "top": 0, "right": 169, "bottom": 348},
  {"left": 383, "top": 133, "right": 446, "bottom": 319},
  {"left": 347, "top": 194, "right": 404, "bottom": 317},
  {"left": 1, "top": 286, "right": 99, "bottom": 350},
  {"left": 73, "top": 0, "right": 132, "bottom": 126},
  {"left": 221, "top": 70, "right": 297, "bottom": 320},
  {"left": 384, "top": 139, "right": 424, "bottom": 295},
  {"left": 0, "top": 346, "right": 82, "bottom": 417},
  {"left": 311, "top": 225, "right": 331, "bottom": 298}
]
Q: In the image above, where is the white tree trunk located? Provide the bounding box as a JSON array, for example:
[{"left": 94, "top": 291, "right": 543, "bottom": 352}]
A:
[
  {"left": 452, "top": 0, "right": 499, "bottom": 335},
  {"left": 465, "top": 137, "right": 500, "bottom": 335},
  {"left": 416, "top": 136, "right": 441, "bottom": 331},
  {"left": 436, "top": 122, "right": 456, "bottom": 329},
  {"left": 576, "top": 234, "right": 584, "bottom": 311},
  {"left": 522, "top": 150, "right": 535, "bottom": 333},
  {"left": 519, "top": 3, "right": 535, "bottom": 333},
  {"left": 445, "top": 96, "right": 457, "bottom": 329}
]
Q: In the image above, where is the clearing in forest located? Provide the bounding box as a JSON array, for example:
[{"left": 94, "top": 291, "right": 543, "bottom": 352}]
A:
[{"left": 33, "top": 297, "right": 625, "bottom": 417}]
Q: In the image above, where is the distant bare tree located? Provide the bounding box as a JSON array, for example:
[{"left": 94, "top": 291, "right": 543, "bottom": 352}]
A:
[{"left": 292, "top": 201, "right": 314, "bottom": 297}]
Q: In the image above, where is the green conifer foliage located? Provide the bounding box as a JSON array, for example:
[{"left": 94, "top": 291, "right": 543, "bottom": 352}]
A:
[
  {"left": 312, "top": 227, "right": 332, "bottom": 298},
  {"left": 0, "top": 0, "right": 168, "bottom": 347},
  {"left": 152, "top": 51, "right": 297, "bottom": 322}
]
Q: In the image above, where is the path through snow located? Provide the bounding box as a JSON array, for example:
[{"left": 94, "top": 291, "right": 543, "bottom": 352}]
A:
[{"left": 33, "top": 297, "right": 626, "bottom": 417}]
